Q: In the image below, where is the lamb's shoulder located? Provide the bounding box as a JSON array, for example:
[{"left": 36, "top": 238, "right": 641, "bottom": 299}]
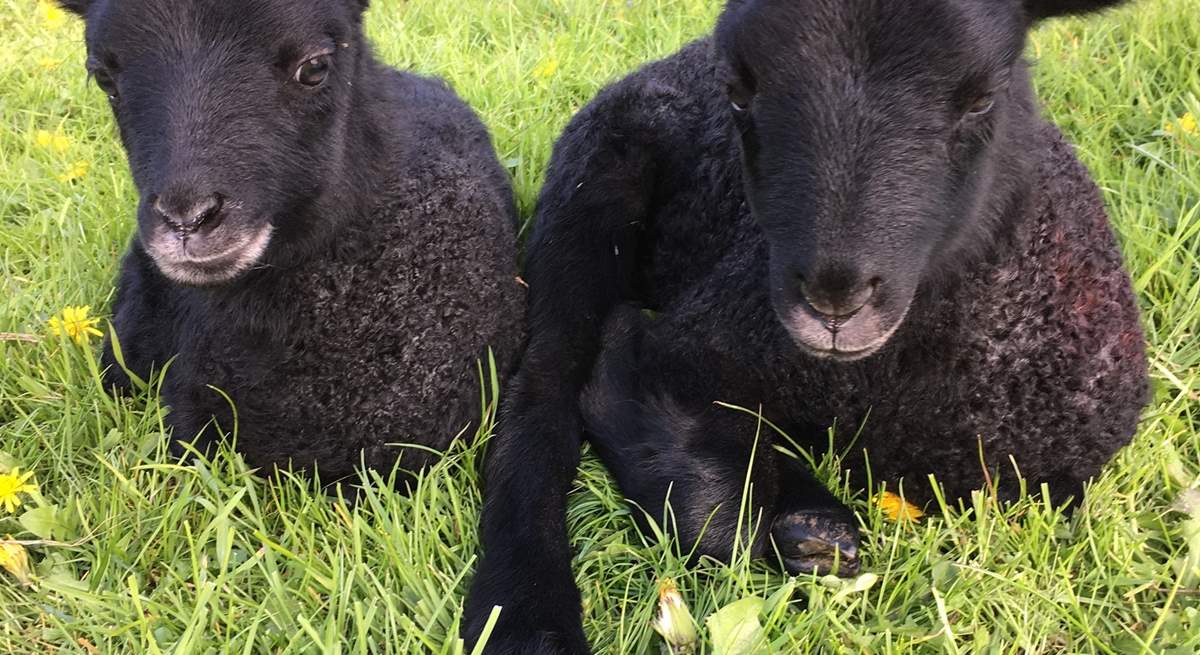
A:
[
  {"left": 532, "top": 39, "right": 745, "bottom": 303},
  {"left": 551, "top": 39, "right": 722, "bottom": 174},
  {"left": 380, "top": 69, "right": 501, "bottom": 170},
  {"left": 960, "top": 123, "right": 1144, "bottom": 374},
  {"left": 925, "top": 122, "right": 1148, "bottom": 452},
  {"left": 293, "top": 156, "right": 522, "bottom": 352}
]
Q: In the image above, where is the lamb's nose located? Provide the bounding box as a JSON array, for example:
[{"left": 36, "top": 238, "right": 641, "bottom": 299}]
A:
[
  {"left": 153, "top": 193, "right": 223, "bottom": 234},
  {"left": 799, "top": 278, "right": 877, "bottom": 321}
]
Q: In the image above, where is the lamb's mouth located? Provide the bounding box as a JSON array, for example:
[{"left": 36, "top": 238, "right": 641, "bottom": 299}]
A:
[
  {"left": 147, "top": 223, "right": 274, "bottom": 287},
  {"left": 799, "top": 340, "right": 883, "bottom": 362},
  {"left": 780, "top": 300, "right": 910, "bottom": 363}
]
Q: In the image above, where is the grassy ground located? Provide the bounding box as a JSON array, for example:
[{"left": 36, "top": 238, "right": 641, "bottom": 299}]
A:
[{"left": 1, "top": 0, "right": 1198, "bottom": 652}]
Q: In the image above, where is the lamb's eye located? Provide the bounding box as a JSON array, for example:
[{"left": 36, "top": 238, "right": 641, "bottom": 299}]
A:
[
  {"left": 294, "top": 55, "right": 331, "bottom": 87},
  {"left": 92, "top": 68, "right": 118, "bottom": 100},
  {"left": 965, "top": 93, "right": 995, "bottom": 116},
  {"left": 727, "top": 83, "right": 753, "bottom": 113}
]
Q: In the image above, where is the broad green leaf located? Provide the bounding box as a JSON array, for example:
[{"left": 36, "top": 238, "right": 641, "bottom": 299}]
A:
[
  {"left": 19, "top": 504, "right": 70, "bottom": 540},
  {"left": 707, "top": 596, "right": 766, "bottom": 655},
  {"left": 0, "top": 451, "right": 19, "bottom": 472},
  {"left": 762, "top": 579, "right": 795, "bottom": 618}
]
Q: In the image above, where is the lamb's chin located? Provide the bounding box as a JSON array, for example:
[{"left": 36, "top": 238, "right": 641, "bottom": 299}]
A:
[
  {"left": 795, "top": 340, "right": 882, "bottom": 362},
  {"left": 148, "top": 224, "right": 274, "bottom": 287}
]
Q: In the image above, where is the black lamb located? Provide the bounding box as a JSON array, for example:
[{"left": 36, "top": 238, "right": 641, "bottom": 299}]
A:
[
  {"left": 465, "top": 0, "right": 1148, "bottom": 652},
  {"left": 58, "top": 0, "right": 525, "bottom": 485}
]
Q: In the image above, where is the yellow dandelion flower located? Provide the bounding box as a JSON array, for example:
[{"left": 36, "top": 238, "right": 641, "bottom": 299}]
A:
[
  {"left": 47, "top": 305, "right": 103, "bottom": 345},
  {"left": 0, "top": 539, "right": 34, "bottom": 586},
  {"left": 36, "top": 129, "right": 71, "bottom": 153},
  {"left": 40, "top": 1, "right": 67, "bottom": 29},
  {"left": 39, "top": 57, "right": 60, "bottom": 70},
  {"left": 875, "top": 491, "right": 924, "bottom": 523},
  {"left": 58, "top": 160, "right": 91, "bottom": 183},
  {"left": 0, "top": 468, "right": 38, "bottom": 514},
  {"left": 1165, "top": 111, "right": 1197, "bottom": 137},
  {"left": 533, "top": 58, "right": 560, "bottom": 81}
]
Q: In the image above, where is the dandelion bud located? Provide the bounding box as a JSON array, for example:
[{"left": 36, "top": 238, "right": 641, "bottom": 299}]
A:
[
  {"left": 0, "top": 539, "right": 34, "bottom": 586},
  {"left": 651, "top": 578, "right": 698, "bottom": 654}
]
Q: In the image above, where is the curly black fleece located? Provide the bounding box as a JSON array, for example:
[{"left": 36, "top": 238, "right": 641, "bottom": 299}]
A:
[
  {"left": 466, "top": 6, "right": 1148, "bottom": 652},
  {"left": 101, "top": 67, "right": 525, "bottom": 485},
  {"left": 594, "top": 67, "right": 1149, "bottom": 504}
]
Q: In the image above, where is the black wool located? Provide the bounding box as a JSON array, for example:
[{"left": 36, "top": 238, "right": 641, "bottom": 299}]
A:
[
  {"left": 60, "top": 0, "right": 525, "bottom": 484},
  {"left": 465, "top": 1, "right": 1147, "bottom": 653}
]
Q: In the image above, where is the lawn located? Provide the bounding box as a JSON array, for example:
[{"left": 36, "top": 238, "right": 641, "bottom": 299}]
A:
[{"left": 1, "top": 0, "right": 1198, "bottom": 653}]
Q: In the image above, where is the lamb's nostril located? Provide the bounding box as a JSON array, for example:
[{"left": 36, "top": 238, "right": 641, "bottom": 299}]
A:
[
  {"left": 153, "top": 193, "right": 224, "bottom": 234},
  {"left": 799, "top": 277, "right": 877, "bottom": 321},
  {"left": 191, "top": 194, "right": 223, "bottom": 226}
]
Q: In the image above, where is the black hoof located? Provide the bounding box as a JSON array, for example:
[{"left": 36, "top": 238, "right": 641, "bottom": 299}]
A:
[
  {"left": 463, "top": 568, "right": 590, "bottom": 655},
  {"left": 771, "top": 507, "right": 861, "bottom": 577}
]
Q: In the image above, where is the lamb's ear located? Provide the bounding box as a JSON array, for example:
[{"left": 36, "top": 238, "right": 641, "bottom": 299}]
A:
[
  {"left": 56, "top": 0, "right": 91, "bottom": 16},
  {"left": 1023, "top": 0, "right": 1129, "bottom": 20}
]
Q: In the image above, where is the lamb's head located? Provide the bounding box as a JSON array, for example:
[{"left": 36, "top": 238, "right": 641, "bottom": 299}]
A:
[
  {"left": 714, "top": 0, "right": 1127, "bottom": 361},
  {"left": 59, "top": 0, "right": 372, "bottom": 286}
]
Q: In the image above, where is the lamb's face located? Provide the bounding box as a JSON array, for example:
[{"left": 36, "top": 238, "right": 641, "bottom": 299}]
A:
[
  {"left": 61, "top": 0, "right": 368, "bottom": 286},
  {"left": 715, "top": 0, "right": 1033, "bottom": 361}
]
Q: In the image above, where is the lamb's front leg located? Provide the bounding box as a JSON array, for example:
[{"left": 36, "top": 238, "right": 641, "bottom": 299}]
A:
[
  {"left": 582, "top": 306, "right": 860, "bottom": 574},
  {"left": 771, "top": 455, "right": 860, "bottom": 576},
  {"left": 101, "top": 242, "right": 175, "bottom": 394}
]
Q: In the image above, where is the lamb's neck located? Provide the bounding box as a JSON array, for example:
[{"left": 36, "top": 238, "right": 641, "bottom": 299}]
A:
[
  {"left": 276, "top": 67, "right": 394, "bottom": 265},
  {"left": 917, "top": 119, "right": 1041, "bottom": 311},
  {"left": 327, "top": 72, "right": 393, "bottom": 225}
]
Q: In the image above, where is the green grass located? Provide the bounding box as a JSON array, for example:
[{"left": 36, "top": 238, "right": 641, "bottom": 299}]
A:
[{"left": 1, "top": 0, "right": 1198, "bottom": 652}]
